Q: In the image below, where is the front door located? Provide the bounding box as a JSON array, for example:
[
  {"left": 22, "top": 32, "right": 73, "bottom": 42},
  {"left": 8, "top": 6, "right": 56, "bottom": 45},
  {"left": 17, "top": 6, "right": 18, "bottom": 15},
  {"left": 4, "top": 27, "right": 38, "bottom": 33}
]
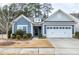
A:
[{"left": 33, "top": 26, "right": 41, "bottom": 36}]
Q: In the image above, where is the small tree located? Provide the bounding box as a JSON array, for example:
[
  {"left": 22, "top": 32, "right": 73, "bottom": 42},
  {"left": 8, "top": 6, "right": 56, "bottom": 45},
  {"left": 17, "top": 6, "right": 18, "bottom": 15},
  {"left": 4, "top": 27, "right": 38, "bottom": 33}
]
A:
[
  {"left": 75, "top": 32, "right": 79, "bottom": 38},
  {"left": 38, "top": 33, "right": 42, "bottom": 38},
  {"left": 27, "top": 33, "right": 32, "bottom": 38}
]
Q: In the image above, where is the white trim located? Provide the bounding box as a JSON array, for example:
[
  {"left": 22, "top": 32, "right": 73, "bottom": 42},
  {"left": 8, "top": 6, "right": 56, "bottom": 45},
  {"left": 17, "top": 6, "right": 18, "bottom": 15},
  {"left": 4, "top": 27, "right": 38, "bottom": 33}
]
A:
[
  {"left": 74, "top": 25, "right": 76, "bottom": 34},
  {"left": 44, "top": 9, "right": 79, "bottom": 23},
  {"left": 31, "top": 23, "right": 33, "bottom": 36},
  {"left": 17, "top": 25, "right": 28, "bottom": 33},
  {"left": 34, "top": 18, "right": 41, "bottom": 22},
  {"left": 12, "top": 14, "right": 33, "bottom": 24},
  {"left": 42, "top": 24, "right": 46, "bottom": 36}
]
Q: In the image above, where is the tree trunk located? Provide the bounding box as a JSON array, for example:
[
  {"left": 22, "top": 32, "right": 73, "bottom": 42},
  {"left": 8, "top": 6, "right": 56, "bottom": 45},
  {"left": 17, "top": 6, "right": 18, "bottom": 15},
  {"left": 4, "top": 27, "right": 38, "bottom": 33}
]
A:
[{"left": 6, "top": 22, "right": 8, "bottom": 39}]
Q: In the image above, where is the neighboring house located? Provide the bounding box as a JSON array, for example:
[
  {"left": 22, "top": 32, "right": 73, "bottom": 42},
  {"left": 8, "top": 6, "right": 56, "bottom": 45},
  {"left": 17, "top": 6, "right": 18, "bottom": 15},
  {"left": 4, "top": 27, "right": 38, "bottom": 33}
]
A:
[
  {"left": 12, "top": 9, "right": 79, "bottom": 38},
  {"left": 71, "top": 13, "right": 79, "bottom": 32}
]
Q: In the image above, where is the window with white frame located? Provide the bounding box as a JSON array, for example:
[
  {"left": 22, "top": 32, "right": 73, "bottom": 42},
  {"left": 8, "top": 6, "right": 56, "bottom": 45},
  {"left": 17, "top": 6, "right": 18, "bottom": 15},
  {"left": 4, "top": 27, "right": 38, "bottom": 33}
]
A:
[
  {"left": 17, "top": 25, "right": 28, "bottom": 33},
  {"left": 34, "top": 18, "right": 41, "bottom": 22}
]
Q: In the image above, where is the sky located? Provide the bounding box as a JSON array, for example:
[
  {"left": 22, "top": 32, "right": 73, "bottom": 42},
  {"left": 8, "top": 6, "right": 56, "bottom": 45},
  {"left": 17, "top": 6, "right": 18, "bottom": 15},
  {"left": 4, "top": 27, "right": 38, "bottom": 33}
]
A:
[
  {"left": 52, "top": 3, "right": 79, "bottom": 13},
  {"left": 1, "top": 3, "right": 79, "bottom": 14}
]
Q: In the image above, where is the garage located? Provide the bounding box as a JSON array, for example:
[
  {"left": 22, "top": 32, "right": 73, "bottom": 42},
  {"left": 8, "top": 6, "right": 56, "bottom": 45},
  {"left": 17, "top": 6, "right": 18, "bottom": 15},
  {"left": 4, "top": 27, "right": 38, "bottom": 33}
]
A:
[{"left": 46, "top": 26, "right": 72, "bottom": 38}]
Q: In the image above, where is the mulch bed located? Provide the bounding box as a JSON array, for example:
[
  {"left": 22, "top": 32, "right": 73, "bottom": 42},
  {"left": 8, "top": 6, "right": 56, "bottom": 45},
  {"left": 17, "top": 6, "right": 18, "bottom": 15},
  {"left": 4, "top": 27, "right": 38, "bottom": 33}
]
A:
[{"left": 0, "top": 39, "right": 54, "bottom": 48}]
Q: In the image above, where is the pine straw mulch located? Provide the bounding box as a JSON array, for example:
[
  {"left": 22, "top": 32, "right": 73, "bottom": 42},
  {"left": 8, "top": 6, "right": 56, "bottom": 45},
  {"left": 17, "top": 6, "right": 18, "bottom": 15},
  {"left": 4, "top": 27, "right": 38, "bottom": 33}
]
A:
[{"left": 0, "top": 39, "right": 54, "bottom": 48}]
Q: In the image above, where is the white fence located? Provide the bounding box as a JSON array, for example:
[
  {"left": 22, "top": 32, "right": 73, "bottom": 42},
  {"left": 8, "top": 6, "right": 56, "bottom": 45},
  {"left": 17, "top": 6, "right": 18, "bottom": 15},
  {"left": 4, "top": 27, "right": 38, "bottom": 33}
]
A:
[{"left": 0, "top": 34, "right": 7, "bottom": 39}]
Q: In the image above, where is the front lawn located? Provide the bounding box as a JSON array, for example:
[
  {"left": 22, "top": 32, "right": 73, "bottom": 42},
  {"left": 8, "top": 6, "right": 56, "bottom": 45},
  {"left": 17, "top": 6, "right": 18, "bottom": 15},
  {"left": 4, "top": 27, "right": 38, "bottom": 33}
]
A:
[{"left": 0, "top": 39, "right": 54, "bottom": 48}]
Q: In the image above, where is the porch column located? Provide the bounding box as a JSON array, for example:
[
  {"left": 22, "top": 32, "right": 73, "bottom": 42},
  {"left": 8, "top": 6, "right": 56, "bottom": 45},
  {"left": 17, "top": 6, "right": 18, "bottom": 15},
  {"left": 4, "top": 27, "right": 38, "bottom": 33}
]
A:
[
  {"left": 31, "top": 23, "right": 33, "bottom": 36},
  {"left": 42, "top": 24, "right": 45, "bottom": 36}
]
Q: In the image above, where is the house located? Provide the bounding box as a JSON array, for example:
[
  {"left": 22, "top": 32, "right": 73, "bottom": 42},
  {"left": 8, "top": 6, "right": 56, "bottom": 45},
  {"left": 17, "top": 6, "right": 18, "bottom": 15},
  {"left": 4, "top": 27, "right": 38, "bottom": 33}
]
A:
[
  {"left": 70, "top": 13, "right": 79, "bottom": 32},
  {"left": 71, "top": 13, "right": 79, "bottom": 19},
  {"left": 12, "top": 9, "right": 79, "bottom": 38}
]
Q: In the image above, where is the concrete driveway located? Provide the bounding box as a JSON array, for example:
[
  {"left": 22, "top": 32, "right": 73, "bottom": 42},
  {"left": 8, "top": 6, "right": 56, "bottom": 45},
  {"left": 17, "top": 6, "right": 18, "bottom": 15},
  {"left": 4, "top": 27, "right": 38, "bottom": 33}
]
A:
[{"left": 48, "top": 38, "right": 79, "bottom": 55}]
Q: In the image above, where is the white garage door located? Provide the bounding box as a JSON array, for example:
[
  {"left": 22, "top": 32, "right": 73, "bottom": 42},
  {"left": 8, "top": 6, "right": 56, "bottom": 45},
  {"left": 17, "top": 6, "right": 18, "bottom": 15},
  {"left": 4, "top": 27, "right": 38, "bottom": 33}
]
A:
[{"left": 46, "top": 26, "right": 72, "bottom": 38}]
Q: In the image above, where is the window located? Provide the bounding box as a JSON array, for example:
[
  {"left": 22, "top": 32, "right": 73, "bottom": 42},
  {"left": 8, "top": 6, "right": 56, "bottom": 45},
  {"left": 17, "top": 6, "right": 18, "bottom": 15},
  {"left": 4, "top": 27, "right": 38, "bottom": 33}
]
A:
[
  {"left": 68, "top": 27, "right": 71, "bottom": 29},
  {"left": 55, "top": 27, "right": 58, "bottom": 29},
  {"left": 17, "top": 26, "right": 23, "bottom": 30},
  {"left": 64, "top": 27, "right": 69, "bottom": 29},
  {"left": 47, "top": 27, "right": 52, "bottom": 29},
  {"left": 47, "top": 27, "right": 49, "bottom": 29},
  {"left": 34, "top": 18, "right": 41, "bottom": 22},
  {"left": 17, "top": 25, "right": 28, "bottom": 32},
  {"left": 62, "top": 27, "right": 64, "bottom": 29},
  {"left": 59, "top": 27, "right": 62, "bottom": 29},
  {"left": 23, "top": 26, "right": 26, "bottom": 32},
  {"left": 50, "top": 27, "right": 52, "bottom": 29},
  {"left": 53, "top": 27, "right": 55, "bottom": 29}
]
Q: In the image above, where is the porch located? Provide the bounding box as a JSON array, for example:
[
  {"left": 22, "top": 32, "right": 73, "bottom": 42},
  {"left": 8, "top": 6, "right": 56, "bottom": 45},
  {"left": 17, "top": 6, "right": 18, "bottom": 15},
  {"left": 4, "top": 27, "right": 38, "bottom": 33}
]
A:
[{"left": 33, "top": 26, "right": 42, "bottom": 37}]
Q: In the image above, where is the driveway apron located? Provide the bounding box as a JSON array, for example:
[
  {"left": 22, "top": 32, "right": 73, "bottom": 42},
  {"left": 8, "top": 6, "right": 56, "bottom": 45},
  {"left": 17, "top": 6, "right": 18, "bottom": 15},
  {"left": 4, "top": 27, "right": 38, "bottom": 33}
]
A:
[{"left": 48, "top": 38, "right": 79, "bottom": 55}]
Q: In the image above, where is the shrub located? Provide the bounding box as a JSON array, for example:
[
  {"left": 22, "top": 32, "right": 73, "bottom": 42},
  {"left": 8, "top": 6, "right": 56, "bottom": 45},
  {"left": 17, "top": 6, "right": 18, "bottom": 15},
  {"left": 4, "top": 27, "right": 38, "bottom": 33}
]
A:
[
  {"left": 27, "top": 33, "right": 32, "bottom": 38},
  {"left": 41, "top": 36, "right": 46, "bottom": 39},
  {"left": 15, "top": 29, "right": 25, "bottom": 37},
  {"left": 16, "top": 35, "right": 21, "bottom": 40},
  {"left": 11, "top": 34, "right": 16, "bottom": 39},
  {"left": 75, "top": 32, "right": 79, "bottom": 38},
  {"left": 23, "top": 34, "right": 28, "bottom": 39},
  {"left": 38, "top": 33, "right": 42, "bottom": 38}
]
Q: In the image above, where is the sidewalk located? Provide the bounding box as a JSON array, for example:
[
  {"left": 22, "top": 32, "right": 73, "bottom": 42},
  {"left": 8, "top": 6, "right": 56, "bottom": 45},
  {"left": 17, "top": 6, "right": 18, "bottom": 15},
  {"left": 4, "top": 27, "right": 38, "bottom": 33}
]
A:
[{"left": 0, "top": 48, "right": 54, "bottom": 55}]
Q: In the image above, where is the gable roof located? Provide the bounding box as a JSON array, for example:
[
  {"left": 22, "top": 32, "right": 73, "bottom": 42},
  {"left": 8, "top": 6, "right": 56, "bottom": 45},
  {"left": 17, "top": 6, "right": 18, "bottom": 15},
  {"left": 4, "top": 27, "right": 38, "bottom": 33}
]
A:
[
  {"left": 44, "top": 9, "right": 79, "bottom": 23},
  {"left": 12, "top": 14, "right": 33, "bottom": 24}
]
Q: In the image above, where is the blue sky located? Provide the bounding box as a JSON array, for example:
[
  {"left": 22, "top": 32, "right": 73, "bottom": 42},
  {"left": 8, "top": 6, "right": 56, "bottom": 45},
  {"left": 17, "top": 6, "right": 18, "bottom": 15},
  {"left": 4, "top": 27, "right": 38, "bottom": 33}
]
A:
[{"left": 52, "top": 3, "right": 79, "bottom": 13}]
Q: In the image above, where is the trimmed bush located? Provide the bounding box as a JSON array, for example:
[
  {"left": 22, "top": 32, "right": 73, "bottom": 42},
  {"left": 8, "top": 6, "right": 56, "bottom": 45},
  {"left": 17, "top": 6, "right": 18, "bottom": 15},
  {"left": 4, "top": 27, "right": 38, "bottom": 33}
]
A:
[
  {"left": 75, "top": 32, "right": 79, "bottom": 39},
  {"left": 23, "top": 34, "right": 28, "bottom": 39},
  {"left": 16, "top": 35, "right": 21, "bottom": 40},
  {"left": 15, "top": 29, "right": 25, "bottom": 37},
  {"left": 38, "top": 33, "right": 42, "bottom": 38},
  {"left": 38, "top": 33, "right": 46, "bottom": 39},
  {"left": 27, "top": 33, "right": 32, "bottom": 38},
  {"left": 41, "top": 36, "right": 46, "bottom": 39},
  {"left": 11, "top": 34, "right": 16, "bottom": 39}
]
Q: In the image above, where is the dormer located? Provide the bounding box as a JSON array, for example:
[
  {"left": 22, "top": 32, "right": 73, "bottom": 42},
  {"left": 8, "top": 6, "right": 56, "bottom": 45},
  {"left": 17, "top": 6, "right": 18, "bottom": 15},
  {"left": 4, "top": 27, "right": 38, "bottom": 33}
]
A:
[{"left": 34, "top": 17, "right": 42, "bottom": 22}]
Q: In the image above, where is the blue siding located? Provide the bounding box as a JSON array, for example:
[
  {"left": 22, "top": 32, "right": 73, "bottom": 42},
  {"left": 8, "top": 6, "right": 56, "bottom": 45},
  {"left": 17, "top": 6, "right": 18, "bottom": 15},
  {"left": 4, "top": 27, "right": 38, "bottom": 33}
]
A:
[{"left": 13, "top": 17, "right": 31, "bottom": 33}]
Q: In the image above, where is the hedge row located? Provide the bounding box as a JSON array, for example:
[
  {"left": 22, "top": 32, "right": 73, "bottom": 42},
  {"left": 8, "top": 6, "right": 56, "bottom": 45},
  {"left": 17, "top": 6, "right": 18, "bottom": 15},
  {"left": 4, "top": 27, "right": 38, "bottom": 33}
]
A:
[{"left": 11, "top": 29, "right": 32, "bottom": 40}]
